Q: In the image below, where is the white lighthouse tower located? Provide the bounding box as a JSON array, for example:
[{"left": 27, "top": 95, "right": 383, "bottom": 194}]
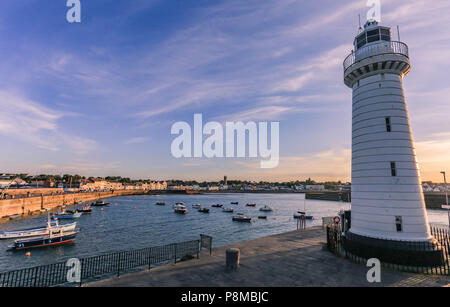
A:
[{"left": 343, "top": 20, "right": 435, "bottom": 255}]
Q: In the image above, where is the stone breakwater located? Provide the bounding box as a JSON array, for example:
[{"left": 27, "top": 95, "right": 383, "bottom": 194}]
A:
[{"left": 0, "top": 190, "right": 147, "bottom": 220}]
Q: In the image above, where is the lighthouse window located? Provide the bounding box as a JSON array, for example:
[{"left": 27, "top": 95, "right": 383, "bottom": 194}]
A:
[
  {"left": 390, "top": 162, "right": 397, "bottom": 177},
  {"left": 367, "top": 29, "right": 380, "bottom": 43},
  {"left": 385, "top": 117, "right": 391, "bottom": 132},
  {"left": 395, "top": 216, "right": 403, "bottom": 232},
  {"left": 356, "top": 33, "right": 367, "bottom": 49},
  {"left": 380, "top": 29, "right": 391, "bottom": 42}
]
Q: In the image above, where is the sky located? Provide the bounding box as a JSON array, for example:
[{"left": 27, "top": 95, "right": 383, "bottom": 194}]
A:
[{"left": 0, "top": 0, "right": 449, "bottom": 182}]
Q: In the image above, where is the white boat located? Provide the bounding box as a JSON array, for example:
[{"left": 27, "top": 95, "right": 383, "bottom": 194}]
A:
[
  {"left": 173, "top": 203, "right": 187, "bottom": 214},
  {"left": 222, "top": 207, "right": 234, "bottom": 213},
  {"left": 259, "top": 205, "right": 273, "bottom": 212},
  {"left": 192, "top": 203, "right": 201, "bottom": 209},
  {"left": 0, "top": 218, "right": 77, "bottom": 240}
]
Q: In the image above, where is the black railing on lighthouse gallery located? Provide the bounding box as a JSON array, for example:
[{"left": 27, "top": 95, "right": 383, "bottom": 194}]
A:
[
  {"left": 0, "top": 234, "right": 213, "bottom": 287},
  {"left": 326, "top": 224, "right": 450, "bottom": 275}
]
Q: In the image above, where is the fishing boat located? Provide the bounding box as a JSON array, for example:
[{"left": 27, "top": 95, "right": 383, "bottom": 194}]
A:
[
  {"left": 0, "top": 219, "right": 77, "bottom": 240},
  {"left": 173, "top": 203, "right": 187, "bottom": 214},
  {"left": 198, "top": 207, "right": 210, "bottom": 213},
  {"left": 232, "top": 213, "right": 252, "bottom": 222},
  {"left": 246, "top": 203, "right": 256, "bottom": 207},
  {"left": 9, "top": 229, "right": 79, "bottom": 250},
  {"left": 231, "top": 202, "right": 239, "bottom": 205},
  {"left": 91, "top": 200, "right": 110, "bottom": 207},
  {"left": 212, "top": 204, "right": 223, "bottom": 208},
  {"left": 192, "top": 203, "right": 201, "bottom": 209},
  {"left": 259, "top": 205, "right": 273, "bottom": 212},
  {"left": 222, "top": 207, "right": 234, "bottom": 213},
  {"left": 155, "top": 202, "right": 166, "bottom": 206}
]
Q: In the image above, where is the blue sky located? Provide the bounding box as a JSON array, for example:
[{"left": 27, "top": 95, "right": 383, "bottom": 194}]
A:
[{"left": 0, "top": 0, "right": 449, "bottom": 182}]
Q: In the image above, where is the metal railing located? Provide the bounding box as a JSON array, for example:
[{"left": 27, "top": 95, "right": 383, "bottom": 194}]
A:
[
  {"left": 0, "top": 235, "right": 212, "bottom": 287},
  {"left": 343, "top": 41, "right": 409, "bottom": 73},
  {"left": 326, "top": 224, "right": 450, "bottom": 275}
]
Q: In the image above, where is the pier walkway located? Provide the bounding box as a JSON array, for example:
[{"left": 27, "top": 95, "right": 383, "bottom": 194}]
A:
[{"left": 87, "top": 227, "right": 450, "bottom": 287}]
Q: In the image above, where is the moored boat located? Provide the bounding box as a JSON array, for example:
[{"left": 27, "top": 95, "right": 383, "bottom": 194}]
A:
[
  {"left": 0, "top": 219, "right": 77, "bottom": 240},
  {"left": 173, "top": 203, "right": 187, "bottom": 214},
  {"left": 259, "top": 205, "right": 273, "bottom": 212},
  {"left": 155, "top": 202, "right": 166, "bottom": 206},
  {"left": 222, "top": 207, "right": 234, "bottom": 213},
  {"left": 212, "top": 204, "right": 223, "bottom": 208},
  {"left": 246, "top": 203, "right": 256, "bottom": 207},
  {"left": 9, "top": 229, "right": 79, "bottom": 250},
  {"left": 76, "top": 205, "right": 92, "bottom": 213},
  {"left": 192, "top": 203, "right": 201, "bottom": 209},
  {"left": 198, "top": 207, "right": 210, "bottom": 213},
  {"left": 258, "top": 216, "right": 267, "bottom": 219},
  {"left": 293, "top": 211, "right": 313, "bottom": 220},
  {"left": 231, "top": 202, "right": 239, "bottom": 205},
  {"left": 91, "top": 200, "right": 110, "bottom": 207},
  {"left": 52, "top": 209, "right": 82, "bottom": 220},
  {"left": 232, "top": 213, "right": 252, "bottom": 222}
]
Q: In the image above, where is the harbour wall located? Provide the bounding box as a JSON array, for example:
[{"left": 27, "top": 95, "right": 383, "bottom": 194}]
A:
[
  {"left": 0, "top": 190, "right": 147, "bottom": 219},
  {"left": 305, "top": 191, "right": 447, "bottom": 210}
]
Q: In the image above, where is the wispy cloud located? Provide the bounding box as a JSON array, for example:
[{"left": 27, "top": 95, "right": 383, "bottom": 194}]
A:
[
  {"left": 125, "top": 137, "right": 150, "bottom": 145},
  {"left": 0, "top": 90, "right": 96, "bottom": 154}
]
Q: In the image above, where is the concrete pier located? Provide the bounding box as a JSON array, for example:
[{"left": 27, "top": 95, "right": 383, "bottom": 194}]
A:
[{"left": 87, "top": 227, "right": 450, "bottom": 287}]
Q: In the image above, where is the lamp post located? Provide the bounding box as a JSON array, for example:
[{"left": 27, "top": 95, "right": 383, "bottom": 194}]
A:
[{"left": 441, "top": 171, "right": 449, "bottom": 227}]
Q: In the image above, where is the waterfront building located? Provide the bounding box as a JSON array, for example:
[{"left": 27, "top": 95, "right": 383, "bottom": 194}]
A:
[{"left": 343, "top": 20, "right": 438, "bottom": 263}]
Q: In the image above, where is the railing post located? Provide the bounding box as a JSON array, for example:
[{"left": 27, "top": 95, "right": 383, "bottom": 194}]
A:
[
  {"left": 197, "top": 240, "right": 200, "bottom": 259},
  {"left": 117, "top": 253, "right": 121, "bottom": 277},
  {"left": 174, "top": 243, "right": 178, "bottom": 264},
  {"left": 148, "top": 247, "right": 152, "bottom": 270},
  {"left": 79, "top": 258, "right": 83, "bottom": 287}
]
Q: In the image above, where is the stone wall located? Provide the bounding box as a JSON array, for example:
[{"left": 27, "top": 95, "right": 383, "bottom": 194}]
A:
[
  {"left": 0, "top": 190, "right": 146, "bottom": 218},
  {"left": 3, "top": 188, "right": 64, "bottom": 197}
]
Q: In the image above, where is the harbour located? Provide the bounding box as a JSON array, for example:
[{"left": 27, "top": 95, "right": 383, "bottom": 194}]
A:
[{"left": 0, "top": 193, "right": 447, "bottom": 274}]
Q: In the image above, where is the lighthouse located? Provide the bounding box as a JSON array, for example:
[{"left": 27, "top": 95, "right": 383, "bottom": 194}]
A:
[{"left": 342, "top": 20, "right": 442, "bottom": 265}]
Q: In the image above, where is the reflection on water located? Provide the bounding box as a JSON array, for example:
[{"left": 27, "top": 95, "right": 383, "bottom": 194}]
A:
[{"left": 0, "top": 193, "right": 447, "bottom": 272}]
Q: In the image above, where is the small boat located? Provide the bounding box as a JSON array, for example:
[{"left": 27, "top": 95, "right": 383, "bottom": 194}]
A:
[
  {"left": 212, "top": 204, "right": 223, "bottom": 208},
  {"left": 259, "top": 205, "right": 273, "bottom": 212},
  {"left": 232, "top": 213, "right": 252, "bottom": 222},
  {"left": 293, "top": 211, "right": 313, "bottom": 220},
  {"left": 231, "top": 202, "right": 239, "bottom": 205},
  {"left": 9, "top": 229, "right": 79, "bottom": 250},
  {"left": 192, "top": 203, "right": 201, "bottom": 209},
  {"left": 52, "top": 209, "right": 82, "bottom": 220},
  {"left": 258, "top": 216, "right": 267, "bottom": 219},
  {"left": 173, "top": 203, "right": 187, "bottom": 214},
  {"left": 198, "top": 207, "right": 210, "bottom": 213},
  {"left": 91, "top": 200, "right": 110, "bottom": 207},
  {"left": 246, "top": 203, "right": 256, "bottom": 207},
  {"left": 0, "top": 219, "right": 77, "bottom": 240},
  {"left": 8, "top": 214, "right": 21, "bottom": 220},
  {"left": 155, "top": 202, "right": 166, "bottom": 206},
  {"left": 76, "top": 205, "right": 92, "bottom": 213},
  {"left": 222, "top": 207, "right": 234, "bottom": 213}
]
